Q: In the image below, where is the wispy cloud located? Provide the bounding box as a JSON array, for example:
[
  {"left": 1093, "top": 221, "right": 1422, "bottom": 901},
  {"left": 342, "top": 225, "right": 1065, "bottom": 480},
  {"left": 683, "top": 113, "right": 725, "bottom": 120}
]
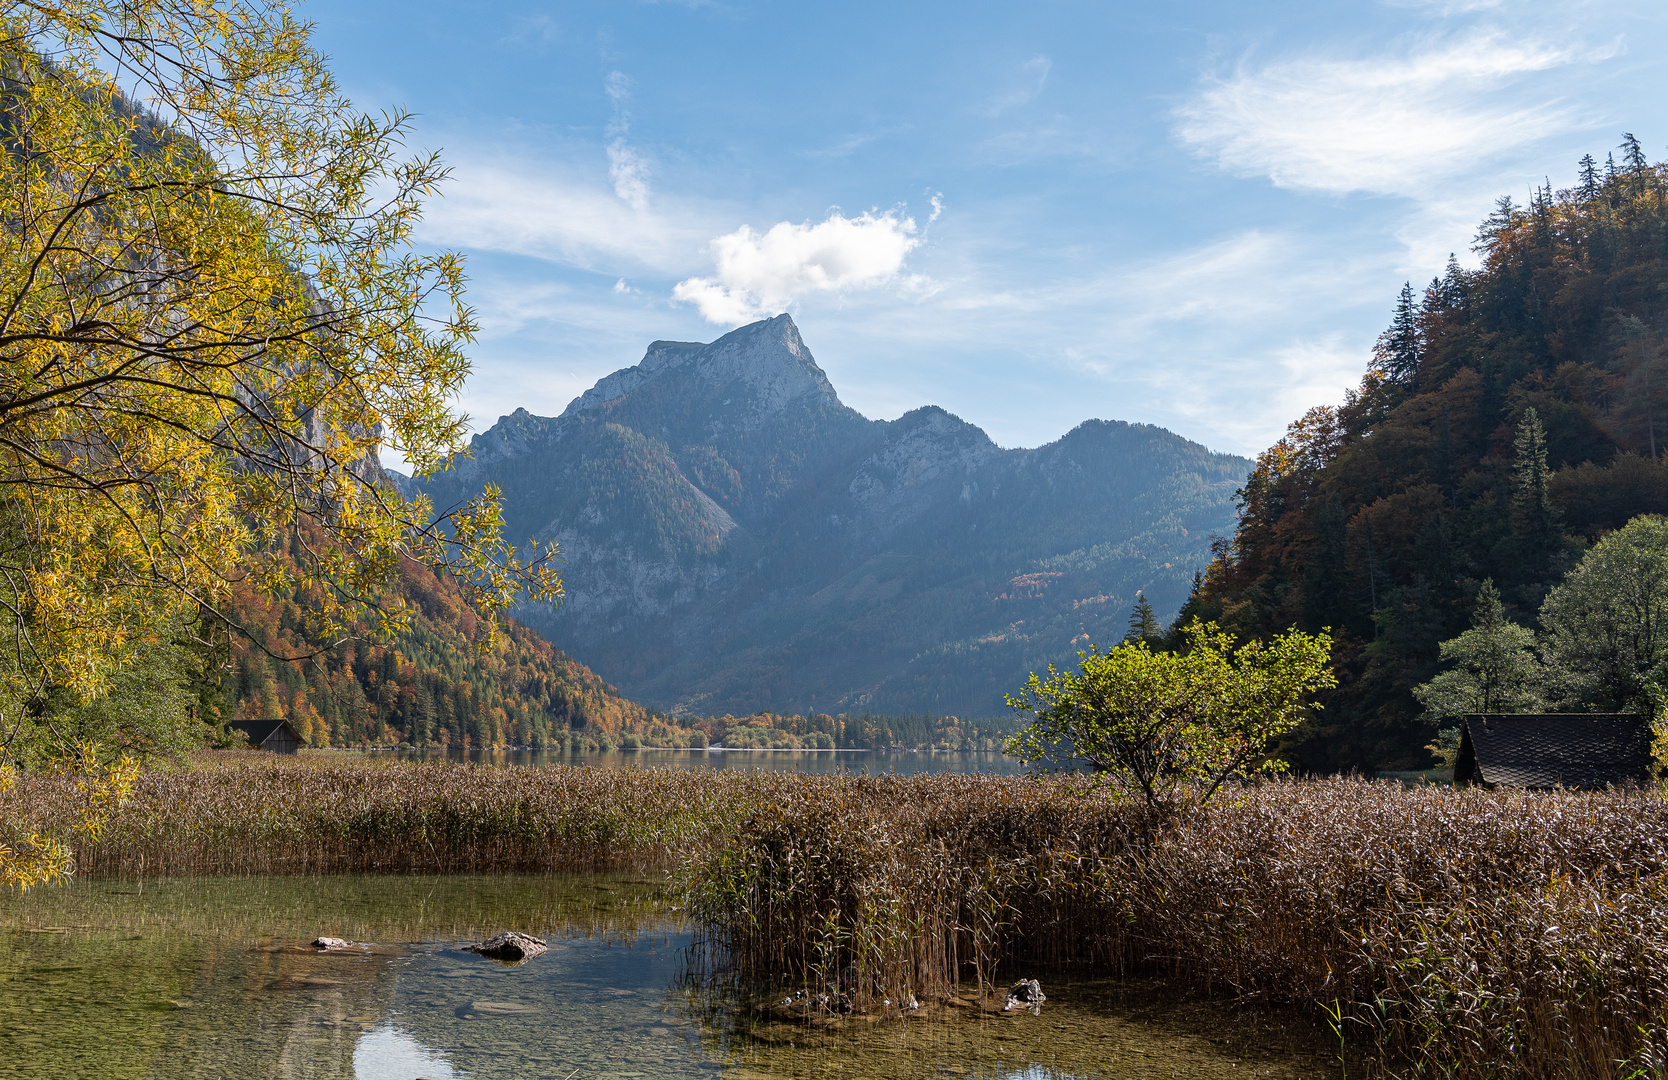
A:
[
  {"left": 979, "top": 56, "right": 1052, "bottom": 117},
  {"left": 1175, "top": 31, "right": 1600, "bottom": 198},
  {"left": 416, "top": 158, "right": 710, "bottom": 273},
  {"left": 673, "top": 210, "right": 925, "bottom": 324},
  {"left": 604, "top": 71, "right": 651, "bottom": 210}
]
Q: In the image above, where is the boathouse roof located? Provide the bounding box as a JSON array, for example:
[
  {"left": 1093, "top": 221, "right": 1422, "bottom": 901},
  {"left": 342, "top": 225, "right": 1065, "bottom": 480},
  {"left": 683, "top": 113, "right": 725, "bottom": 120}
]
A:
[
  {"left": 1455, "top": 713, "right": 1652, "bottom": 790},
  {"left": 227, "top": 718, "right": 304, "bottom": 754}
]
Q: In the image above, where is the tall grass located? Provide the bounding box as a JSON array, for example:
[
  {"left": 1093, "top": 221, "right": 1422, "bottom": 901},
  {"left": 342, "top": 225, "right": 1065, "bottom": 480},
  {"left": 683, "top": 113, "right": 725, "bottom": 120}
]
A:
[{"left": 1, "top": 754, "right": 784, "bottom": 874}]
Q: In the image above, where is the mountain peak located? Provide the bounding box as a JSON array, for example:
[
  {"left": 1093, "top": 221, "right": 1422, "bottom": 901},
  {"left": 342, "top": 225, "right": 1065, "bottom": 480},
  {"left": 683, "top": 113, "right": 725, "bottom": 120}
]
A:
[{"left": 560, "top": 314, "right": 840, "bottom": 420}]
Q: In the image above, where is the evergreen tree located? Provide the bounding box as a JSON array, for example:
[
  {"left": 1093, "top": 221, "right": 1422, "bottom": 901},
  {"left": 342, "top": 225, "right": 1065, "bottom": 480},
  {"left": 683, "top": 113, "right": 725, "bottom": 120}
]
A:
[
  {"left": 1509, "top": 407, "right": 1563, "bottom": 577},
  {"left": 1439, "top": 253, "right": 1469, "bottom": 310},
  {"left": 1125, "top": 592, "right": 1160, "bottom": 644},
  {"left": 1475, "top": 196, "right": 1518, "bottom": 252},
  {"left": 1373, "top": 281, "right": 1422, "bottom": 382},
  {"left": 1622, "top": 132, "right": 1649, "bottom": 189},
  {"left": 1578, "top": 153, "right": 1602, "bottom": 201}
]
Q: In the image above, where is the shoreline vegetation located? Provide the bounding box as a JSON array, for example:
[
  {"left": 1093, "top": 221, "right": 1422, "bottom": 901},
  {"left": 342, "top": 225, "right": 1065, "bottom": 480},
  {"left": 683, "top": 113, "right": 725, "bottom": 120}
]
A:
[
  {"left": 228, "top": 708, "right": 1020, "bottom": 755},
  {"left": 7, "top": 756, "right": 1667, "bottom": 1077}
]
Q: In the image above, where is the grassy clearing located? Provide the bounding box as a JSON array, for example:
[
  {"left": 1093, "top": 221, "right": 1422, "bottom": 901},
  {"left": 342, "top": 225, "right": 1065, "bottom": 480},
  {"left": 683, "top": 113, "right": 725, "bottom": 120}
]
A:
[{"left": 7, "top": 758, "right": 1667, "bottom": 1076}]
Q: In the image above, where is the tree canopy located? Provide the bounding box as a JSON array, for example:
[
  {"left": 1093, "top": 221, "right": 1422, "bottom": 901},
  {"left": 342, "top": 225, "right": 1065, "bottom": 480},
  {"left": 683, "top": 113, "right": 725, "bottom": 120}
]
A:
[
  {"left": 0, "top": 0, "right": 558, "bottom": 881},
  {"left": 1539, "top": 515, "right": 1668, "bottom": 714},
  {"left": 1411, "top": 580, "right": 1545, "bottom": 721},
  {"left": 1005, "top": 620, "right": 1335, "bottom": 811}
]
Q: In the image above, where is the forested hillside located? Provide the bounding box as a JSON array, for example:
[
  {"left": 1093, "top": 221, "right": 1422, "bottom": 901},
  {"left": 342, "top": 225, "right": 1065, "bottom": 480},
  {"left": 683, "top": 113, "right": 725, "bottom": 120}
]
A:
[
  {"left": 1190, "top": 136, "right": 1668, "bottom": 771},
  {"left": 210, "top": 535, "right": 653, "bottom": 748}
]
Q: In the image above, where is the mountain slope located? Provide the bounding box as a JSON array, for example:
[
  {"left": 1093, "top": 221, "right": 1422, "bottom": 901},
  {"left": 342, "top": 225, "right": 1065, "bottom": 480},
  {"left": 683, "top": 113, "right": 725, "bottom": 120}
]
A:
[
  {"left": 214, "top": 542, "right": 655, "bottom": 748},
  {"left": 413, "top": 315, "right": 1251, "bottom": 717}
]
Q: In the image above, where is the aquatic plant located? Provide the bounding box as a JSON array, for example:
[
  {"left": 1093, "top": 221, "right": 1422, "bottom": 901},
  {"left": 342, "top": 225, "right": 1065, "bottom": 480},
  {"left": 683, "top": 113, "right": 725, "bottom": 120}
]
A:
[{"left": 1, "top": 755, "right": 770, "bottom": 875}]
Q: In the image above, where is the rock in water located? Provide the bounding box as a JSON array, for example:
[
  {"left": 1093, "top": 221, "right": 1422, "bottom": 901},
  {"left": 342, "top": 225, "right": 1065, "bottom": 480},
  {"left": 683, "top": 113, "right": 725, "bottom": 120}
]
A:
[
  {"left": 463, "top": 932, "right": 548, "bottom": 963},
  {"left": 310, "top": 937, "right": 350, "bottom": 951},
  {"left": 1003, "top": 979, "right": 1045, "bottom": 1013}
]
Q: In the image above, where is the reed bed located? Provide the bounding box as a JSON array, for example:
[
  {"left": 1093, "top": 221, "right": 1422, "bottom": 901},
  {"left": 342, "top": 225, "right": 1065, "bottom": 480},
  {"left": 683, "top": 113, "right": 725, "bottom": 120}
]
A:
[
  {"left": 0, "top": 755, "right": 794, "bottom": 875},
  {"left": 682, "top": 774, "right": 1668, "bottom": 1079}
]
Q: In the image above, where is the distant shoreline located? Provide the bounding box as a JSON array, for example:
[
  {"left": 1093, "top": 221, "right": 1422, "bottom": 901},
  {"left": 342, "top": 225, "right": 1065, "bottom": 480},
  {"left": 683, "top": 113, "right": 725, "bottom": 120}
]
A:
[{"left": 335, "top": 745, "right": 1007, "bottom": 755}]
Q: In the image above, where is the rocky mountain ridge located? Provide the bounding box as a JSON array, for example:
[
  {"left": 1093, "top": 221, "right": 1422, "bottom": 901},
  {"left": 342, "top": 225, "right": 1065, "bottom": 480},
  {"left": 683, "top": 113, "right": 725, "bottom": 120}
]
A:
[{"left": 409, "top": 315, "right": 1251, "bottom": 717}]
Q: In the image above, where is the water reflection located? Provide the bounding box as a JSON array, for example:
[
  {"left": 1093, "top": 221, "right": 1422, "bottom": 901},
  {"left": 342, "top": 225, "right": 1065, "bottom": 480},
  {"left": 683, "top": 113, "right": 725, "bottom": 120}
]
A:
[
  {"left": 0, "top": 875, "right": 1347, "bottom": 1079},
  {"left": 366, "top": 745, "right": 1030, "bottom": 775},
  {"left": 353, "top": 1027, "right": 455, "bottom": 1080}
]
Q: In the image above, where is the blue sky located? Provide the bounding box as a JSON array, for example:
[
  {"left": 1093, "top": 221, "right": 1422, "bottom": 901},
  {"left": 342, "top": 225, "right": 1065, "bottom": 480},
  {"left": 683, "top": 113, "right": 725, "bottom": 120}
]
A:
[{"left": 314, "top": 0, "right": 1668, "bottom": 459}]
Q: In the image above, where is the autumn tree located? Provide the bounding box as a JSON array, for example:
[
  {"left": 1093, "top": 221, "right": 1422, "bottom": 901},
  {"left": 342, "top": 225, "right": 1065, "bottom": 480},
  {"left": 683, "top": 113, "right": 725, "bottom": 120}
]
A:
[
  {"left": 0, "top": 0, "right": 558, "bottom": 883},
  {"left": 1005, "top": 621, "right": 1335, "bottom": 811}
]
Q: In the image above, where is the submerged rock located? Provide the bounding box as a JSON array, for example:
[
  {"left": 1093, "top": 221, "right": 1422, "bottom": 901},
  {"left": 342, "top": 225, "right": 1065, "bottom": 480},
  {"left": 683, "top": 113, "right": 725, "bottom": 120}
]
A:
[
  {"left": 1003, "top": 979, "right": 1045, "bottom": 1013},
  {"left": 463, "top": 931, "right": 548, "bottom": 964},
  {"left": 309, "top": 937, "right": 351, "bottom": 951}
]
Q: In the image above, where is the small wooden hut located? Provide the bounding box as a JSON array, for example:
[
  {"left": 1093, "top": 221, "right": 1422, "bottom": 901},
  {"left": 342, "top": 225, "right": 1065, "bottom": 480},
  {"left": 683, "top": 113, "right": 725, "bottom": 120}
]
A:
[
  {"left": 1454, "top": 713, "right": 1652, "bottom": 789},
  {"left": 227, "top": 718, "right": 304, "bottom": 755}
]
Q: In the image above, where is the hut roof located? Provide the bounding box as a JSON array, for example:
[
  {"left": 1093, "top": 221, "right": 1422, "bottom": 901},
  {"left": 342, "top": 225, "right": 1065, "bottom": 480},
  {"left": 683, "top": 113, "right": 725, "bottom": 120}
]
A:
[
  {"left": 1456, "top": 713, "right": 1653, "bottom": 789},
  {"left": 227, "top": 718, "right": 302, "bottom": 750}
]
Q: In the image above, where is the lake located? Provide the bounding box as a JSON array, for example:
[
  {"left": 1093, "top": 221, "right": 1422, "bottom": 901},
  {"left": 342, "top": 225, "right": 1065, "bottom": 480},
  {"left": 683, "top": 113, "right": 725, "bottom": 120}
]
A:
[
  {"left": 368, "top": 747, "right": 1033, "bottom": 775},
  {"left": 0, "top": 873, "right": 1350, "bottom": 1079}
]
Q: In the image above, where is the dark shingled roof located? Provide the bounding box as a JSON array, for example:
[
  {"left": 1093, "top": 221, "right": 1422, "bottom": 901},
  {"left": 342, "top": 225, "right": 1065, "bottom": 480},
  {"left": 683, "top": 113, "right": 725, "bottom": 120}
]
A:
[
  {"left": 1456, "top": 714, "right": 1652, "bottom": 790},
  {"left": 227, "top": 718, "right": 301, "bottom": 750}
]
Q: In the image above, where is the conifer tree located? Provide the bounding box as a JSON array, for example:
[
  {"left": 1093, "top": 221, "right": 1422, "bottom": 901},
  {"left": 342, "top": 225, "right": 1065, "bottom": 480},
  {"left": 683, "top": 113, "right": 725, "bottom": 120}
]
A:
[
  {"left": 1440, "top": 254, "right": 1469, "bottom": 310},
  {"left": 1372, "top": 282, "right": 1422, "bottom": 382},
  {"left": 1475, "top": 196, "right": 1517, "bottom": 253},
  {"left": 1579, "top": 153, "right": 1602, "bottom": 201},
  {"left": 1510, "top": 407, "right": 1560, "bottom": 562},
  {"left": 1622, "top": 132, "right": 1650, "bottom": 189},
  {"left": 1125, "top": 592, "right": 1160, "bottom": 644}
]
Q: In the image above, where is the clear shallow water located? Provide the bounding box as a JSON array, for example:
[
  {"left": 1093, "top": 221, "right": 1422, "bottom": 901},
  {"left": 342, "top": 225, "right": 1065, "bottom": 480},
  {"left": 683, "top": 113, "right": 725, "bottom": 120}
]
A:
[
  {"left": 0, "top": 875, "right": 1348, "bottom": 1079},
  {"left": 363, "top": 747, "right": 1032, "bottom": 776}
]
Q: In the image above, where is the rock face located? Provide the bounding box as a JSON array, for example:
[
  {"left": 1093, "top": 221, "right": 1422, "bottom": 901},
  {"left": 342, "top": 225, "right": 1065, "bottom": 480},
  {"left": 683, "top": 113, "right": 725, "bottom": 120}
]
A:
[
  {"left": 411, "top": 314, "right": 1250, "bottom": 718},
  {"left": 463, "top": 932, "right": 548, "bottom": 963}
]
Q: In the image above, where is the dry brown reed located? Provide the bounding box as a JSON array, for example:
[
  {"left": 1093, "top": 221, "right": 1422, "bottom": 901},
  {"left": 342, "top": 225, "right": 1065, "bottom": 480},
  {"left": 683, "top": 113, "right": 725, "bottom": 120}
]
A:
[
  {"left": 1, "top": 756, "right": 787, "bottom": 875},
  {"left": 682, "top": 774, "right": 1668, "bottom": 1079}
]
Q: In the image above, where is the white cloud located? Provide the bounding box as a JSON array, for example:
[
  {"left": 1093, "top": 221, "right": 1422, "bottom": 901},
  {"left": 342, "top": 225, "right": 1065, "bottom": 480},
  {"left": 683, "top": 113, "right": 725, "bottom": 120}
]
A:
[
  {"left": 1175, "top": 32, "right": 1599, "bottom": 198},
  {"left": 673, "top": 210, "right": 924, "bottom": 324}
]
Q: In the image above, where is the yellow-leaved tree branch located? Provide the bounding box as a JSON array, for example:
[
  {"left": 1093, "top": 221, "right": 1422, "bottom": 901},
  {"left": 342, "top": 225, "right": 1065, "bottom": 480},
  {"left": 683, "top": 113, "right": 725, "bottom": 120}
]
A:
[{"left": 0, "top": 0, "right": 560, "bottom": 885}]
